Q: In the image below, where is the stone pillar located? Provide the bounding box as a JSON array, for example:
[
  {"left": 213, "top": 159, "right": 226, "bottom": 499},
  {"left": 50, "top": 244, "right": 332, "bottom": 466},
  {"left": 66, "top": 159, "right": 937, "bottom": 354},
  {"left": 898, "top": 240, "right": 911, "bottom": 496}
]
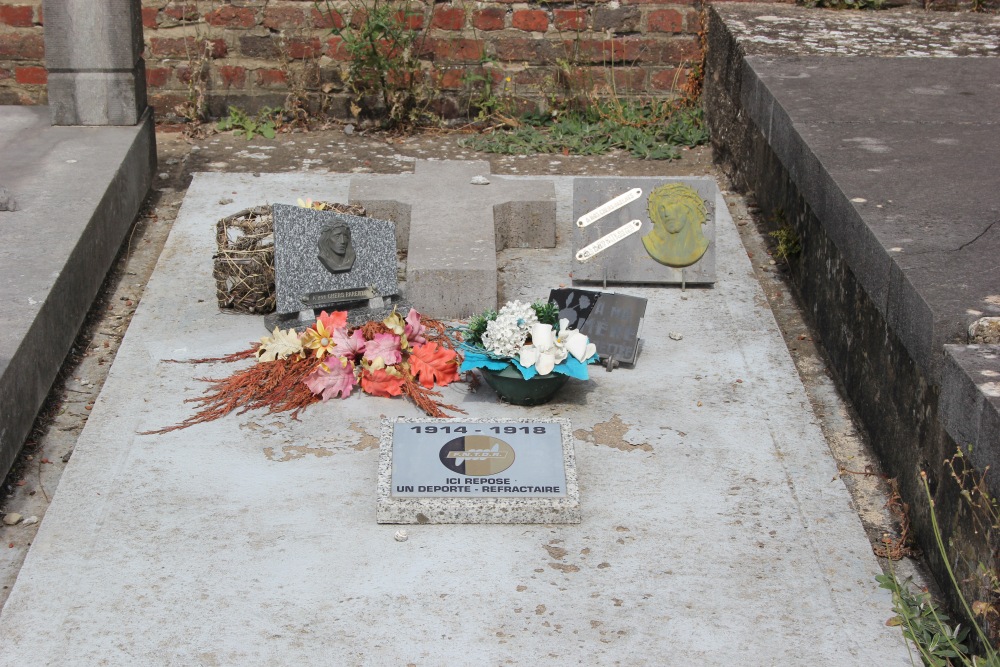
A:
[{"left": 43, "top": 0, "right": 148, "bottom": 125}]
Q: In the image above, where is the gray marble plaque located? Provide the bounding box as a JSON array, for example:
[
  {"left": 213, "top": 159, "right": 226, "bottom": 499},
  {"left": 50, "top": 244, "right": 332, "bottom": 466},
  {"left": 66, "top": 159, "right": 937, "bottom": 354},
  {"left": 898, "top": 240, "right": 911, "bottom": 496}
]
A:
[
  {"left": 272, "top": 203, "right": 398, "bottom": 316},
  {"left": 377, "top": 417, "right": 580, "bottom": 524},
  {"left": 572, "top": 177, "right": 718, "bottom": 285}
]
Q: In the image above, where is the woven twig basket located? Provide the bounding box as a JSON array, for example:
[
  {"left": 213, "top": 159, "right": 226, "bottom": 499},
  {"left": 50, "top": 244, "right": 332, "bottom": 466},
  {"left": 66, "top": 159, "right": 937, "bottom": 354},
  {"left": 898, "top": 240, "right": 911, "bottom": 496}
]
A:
[{"left": 213, "top": 202, "right": 367, "bottom": 314}]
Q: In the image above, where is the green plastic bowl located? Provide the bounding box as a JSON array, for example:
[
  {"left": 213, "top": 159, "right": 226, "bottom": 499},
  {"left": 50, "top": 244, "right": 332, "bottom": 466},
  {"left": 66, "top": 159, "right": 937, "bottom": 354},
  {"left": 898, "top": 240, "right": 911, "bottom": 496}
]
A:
[{"left": 481, "top": 366, "right": 569, "bottom": 406}]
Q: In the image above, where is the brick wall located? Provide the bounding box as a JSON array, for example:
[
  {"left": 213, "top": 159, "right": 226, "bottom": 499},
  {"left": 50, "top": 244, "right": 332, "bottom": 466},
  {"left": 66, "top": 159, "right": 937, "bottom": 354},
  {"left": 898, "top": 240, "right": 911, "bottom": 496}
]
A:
[
  {"left": 3, "top": 1, "right": 992, "bottom": 121},
  {"left": 0, "top": 1, "right": 45, "bottom": 104},
  {"left": 0, "top": 0, "right": 707, "bottom": 121}
]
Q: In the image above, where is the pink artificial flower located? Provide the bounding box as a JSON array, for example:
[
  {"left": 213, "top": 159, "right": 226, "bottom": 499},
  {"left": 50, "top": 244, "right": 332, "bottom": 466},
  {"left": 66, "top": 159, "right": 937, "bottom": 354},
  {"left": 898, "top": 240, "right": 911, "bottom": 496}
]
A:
[
  {"left": 404, "top": 308, "right": 427, "bottom": 345},
  {"left": 363, "top": 333, "right": 403, "bottom": 366}
]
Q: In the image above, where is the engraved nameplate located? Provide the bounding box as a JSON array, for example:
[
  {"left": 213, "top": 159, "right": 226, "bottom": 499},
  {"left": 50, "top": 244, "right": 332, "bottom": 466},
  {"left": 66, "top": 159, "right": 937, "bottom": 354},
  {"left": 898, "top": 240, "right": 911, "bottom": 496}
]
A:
[
  {"left": 301, "top": 285, "right": 380, "bottom": 307},
  {"left": 576, "top": 188, "right": 642, "bottom": 228},
  {"left": 575, "top": 220, "right": 643, "bottom": 261}
]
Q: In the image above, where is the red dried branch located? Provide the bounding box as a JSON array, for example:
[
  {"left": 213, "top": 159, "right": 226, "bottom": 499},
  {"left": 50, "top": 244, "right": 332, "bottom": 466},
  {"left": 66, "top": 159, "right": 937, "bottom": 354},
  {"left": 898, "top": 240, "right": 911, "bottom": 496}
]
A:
[
  {"left": 142, "top": 354, "right": 319, "bottom": 435},
  {"left": 165, "top": 346, "right": 259, "bottom": 365},
  {"left": 401, "top": 374, "right": 465, "bottom": 418}
]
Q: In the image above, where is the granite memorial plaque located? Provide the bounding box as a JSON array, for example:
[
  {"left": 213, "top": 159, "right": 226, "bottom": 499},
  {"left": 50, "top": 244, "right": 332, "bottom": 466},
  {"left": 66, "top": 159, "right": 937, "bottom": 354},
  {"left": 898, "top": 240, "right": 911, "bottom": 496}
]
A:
[
  {"left": 376, "top": 417, "right": 580, "bottom": 524},
  {"left": 549, "top": 288, "right": 646, "bottom": 366},
  {"left": 572, "top": 177, "right": 719, "bottom": 285},
  {"left": 272, "top": 203, "right": 399, "bottom": 318}
]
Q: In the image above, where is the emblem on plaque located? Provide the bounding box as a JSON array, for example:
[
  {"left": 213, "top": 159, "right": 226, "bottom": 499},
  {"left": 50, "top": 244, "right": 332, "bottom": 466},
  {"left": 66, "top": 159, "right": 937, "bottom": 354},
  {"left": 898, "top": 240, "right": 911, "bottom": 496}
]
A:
[
  {"left": 316, "top": 219, "right": 357, "bottom": 273},
  {"left": 642, "top": 183, "right": 710, "bottom": 268},
  {"left": 439, "top": 435, "right": 515, "bottom": 475}
]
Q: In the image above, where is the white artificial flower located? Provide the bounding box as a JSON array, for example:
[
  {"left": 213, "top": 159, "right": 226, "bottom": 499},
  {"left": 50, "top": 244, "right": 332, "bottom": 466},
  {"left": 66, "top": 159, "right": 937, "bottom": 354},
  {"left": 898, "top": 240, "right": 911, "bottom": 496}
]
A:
[
  {"left": 519, "top": 344, "right": 538, "bottom": 368},
  {"left": 518, "top": 319, "right": 597, "bottom": 374},
  {"left": 553, "top": 318, "right": 596, "bottom": 361},
  {"left": 481, "top": 300, "right": 539, "bottom": 358}
]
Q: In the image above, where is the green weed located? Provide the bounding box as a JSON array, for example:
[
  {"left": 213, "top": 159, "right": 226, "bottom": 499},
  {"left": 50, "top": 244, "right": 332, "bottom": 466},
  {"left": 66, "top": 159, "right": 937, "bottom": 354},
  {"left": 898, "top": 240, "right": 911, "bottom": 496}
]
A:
[
  {"left": 879, "top": 464, "right": 1000, "bottom": 665},
  {"left": 216, "top": 106, "right": 280, "bottom": 140},
  {"left": 769, "top": 224, "right": 801, "bottom": 262},
  {"left": 878, "top": 570, "right": 973, "bottom": 666},
  {"left": 459, "top": 101, "right": 708, "bottom": 161}
]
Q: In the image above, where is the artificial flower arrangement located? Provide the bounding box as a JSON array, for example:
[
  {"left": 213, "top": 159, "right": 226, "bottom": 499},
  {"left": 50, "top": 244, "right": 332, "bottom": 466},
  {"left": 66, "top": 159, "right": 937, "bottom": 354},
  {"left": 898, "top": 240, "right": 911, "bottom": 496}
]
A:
[
  {"left": 459, "top": 299, "right": 599, "bottom": 380},
  {"left": 148, "top": 308, "right": 463, "bottom": 434}
]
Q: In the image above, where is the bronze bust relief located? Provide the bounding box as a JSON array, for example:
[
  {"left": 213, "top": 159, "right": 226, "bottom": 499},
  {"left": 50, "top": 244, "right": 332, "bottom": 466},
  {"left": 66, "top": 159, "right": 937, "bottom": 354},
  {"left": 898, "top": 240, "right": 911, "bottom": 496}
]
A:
[
  {"left": 641, "top": 183, "right": 710, "bottom": 268},
  {"left": 317, "top": 219, "right": 356, "bottom": 273}
]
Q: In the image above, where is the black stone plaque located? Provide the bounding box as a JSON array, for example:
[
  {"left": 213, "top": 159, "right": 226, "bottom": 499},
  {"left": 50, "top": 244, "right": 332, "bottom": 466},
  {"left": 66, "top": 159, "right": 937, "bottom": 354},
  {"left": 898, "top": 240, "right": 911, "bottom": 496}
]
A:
[{"left": 549, "top": 288, "right": 646, "bottom": 365}]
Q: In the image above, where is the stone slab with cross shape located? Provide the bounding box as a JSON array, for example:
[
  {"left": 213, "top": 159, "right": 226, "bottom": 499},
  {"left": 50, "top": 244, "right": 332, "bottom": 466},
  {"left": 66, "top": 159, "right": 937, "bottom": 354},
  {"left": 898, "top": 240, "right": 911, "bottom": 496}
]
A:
[{"left": 349, "top": 160, "right": 556, "bottom": 319}]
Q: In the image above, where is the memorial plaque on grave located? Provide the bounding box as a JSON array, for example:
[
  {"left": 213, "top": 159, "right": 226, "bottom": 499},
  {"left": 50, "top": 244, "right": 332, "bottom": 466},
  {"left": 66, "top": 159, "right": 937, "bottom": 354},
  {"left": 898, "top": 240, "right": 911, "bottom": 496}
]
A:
[
  {"left": 272, "top": 203, "right": 398, "bottom": 317},
  {"left": 572, "top": 177, "right": 719, "bottom": 285},
  {"left": 376, "top": 417, "right": 580, "bottom": 524},
  {"left": 550, "top": 288, "right": 646, "bottom": 366}
]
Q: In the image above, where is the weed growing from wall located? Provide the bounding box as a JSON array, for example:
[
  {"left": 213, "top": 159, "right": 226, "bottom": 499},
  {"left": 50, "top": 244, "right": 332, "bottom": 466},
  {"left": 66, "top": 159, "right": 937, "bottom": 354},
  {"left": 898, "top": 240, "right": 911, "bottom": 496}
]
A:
[
  {"left": 879, "top": 458, "right": 1000, "bottom": 663},
  {"left": 318, "top": 0, "right": 429, "bottom": 127}
]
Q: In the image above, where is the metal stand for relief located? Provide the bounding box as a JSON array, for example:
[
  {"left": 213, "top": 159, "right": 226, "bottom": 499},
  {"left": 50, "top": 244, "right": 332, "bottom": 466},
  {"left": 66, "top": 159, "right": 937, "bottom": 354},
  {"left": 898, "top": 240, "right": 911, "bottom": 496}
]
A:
[{"left": 376, "top": 417, "right": 580, "bottom": 524}]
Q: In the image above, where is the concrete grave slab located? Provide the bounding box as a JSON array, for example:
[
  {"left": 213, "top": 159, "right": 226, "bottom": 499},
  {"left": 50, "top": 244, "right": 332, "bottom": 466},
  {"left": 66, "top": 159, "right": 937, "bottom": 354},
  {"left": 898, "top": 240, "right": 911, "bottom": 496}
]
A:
[
  {"left": 572, "top": 177, "right": 717, "bottom": 285},
  {"left": 0, "top": 171, "right": 910, "bottom": 665},
  {"left": 350, "top": 160, "right": 556, "bottom": 318}
]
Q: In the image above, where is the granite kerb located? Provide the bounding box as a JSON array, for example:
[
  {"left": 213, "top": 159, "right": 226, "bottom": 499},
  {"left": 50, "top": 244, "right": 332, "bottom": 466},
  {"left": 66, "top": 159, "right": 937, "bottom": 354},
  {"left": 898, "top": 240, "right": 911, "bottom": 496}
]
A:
[{"left": 704, "top": 2, "right": 1000, "bottom": 630}]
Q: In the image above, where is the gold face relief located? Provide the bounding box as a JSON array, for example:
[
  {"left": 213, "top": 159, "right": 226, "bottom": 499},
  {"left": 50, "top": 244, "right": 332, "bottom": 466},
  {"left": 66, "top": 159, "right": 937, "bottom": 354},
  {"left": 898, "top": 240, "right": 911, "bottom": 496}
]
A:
[{"left": 642, "top": 183, "right": 709, "bottom": 268}]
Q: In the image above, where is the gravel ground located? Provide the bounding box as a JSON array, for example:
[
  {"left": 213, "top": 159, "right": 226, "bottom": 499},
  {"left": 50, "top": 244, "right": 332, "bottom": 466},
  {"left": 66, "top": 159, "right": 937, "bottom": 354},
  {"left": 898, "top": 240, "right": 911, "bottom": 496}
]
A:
[{"left": 0, "top": 122, "right": 925, "bottom": 609}]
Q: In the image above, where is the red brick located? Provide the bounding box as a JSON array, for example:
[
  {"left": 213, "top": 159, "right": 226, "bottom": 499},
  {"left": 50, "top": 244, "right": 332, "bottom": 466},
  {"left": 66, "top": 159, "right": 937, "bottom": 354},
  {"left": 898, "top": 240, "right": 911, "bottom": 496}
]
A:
[
  {"left": 264, "top": 6, "right": 306, "bottom": 30},
  {"left": 207, "top": 38, "right": 228, "bottom": 58},
  {"left": 384, "top": 69, "right": 417, "bottom": 87},
  {"left": 141, "top": 6, "right": 158, "bottom": 29},
  {"left": 311, "top": 7, "right": 344, "bottom": 29},
  {"left": 650, "top": 67, "right": 688, "bottom": 91},
  {"left": 647, "top": 9, "right": 683, "bottom": 33},
  {"left": 494, "top": 37, "right": 556, "bottom": 63},
  {"left": 472, "top": 8, "right": 505, "bottom": 31},
  {"left": 148, "top": 93, "right": 189, "bottom": 115},
  {"left": 592, "top": 7, "right": 640, "bottom": 32},
  {"left": 145, "top": 67, "right": 171, "bottom": 87},
  {"left": 286, "top": 37, "right": 322, "bottom": 59},
  {"left": 397, "top": 8, "right": 424, "bottom": 30},
  {"left": 554, "top": 9, "right": 586, "bottom": 31},
  {"left": 569, "top": 39, "right": 624, "bottom": 64},
  {"left": 255, "top": 68, "right": 288, "bottom": 87},
  {"left": 148, "top": 37, "right": 226, "bottom": 59},
  {"left": 0, "top": 34, "right": 44, "bottom": 59},
  {"left": 598, "top": 36, "right": 695, "bottom": 64},
  {"left": 436, "top": 68, "right": 467, "bottom": 90},
  {"left": 0, "top": 5, "right": 34, "bottom": 27},
  {"left": 219, "top": 65, "right": 247, "bottom": 88},
  {"left": 325, "top": 37, "right": 351, "bottom": 61},
  {"left": 0, "top": 67, "right": 12, "bottom": 80},
  {"left": 419, "top": 38, "right": 483, "bottom": 63},
  {"left": 513, "top": 68, "right": 547, "bottom": 86},
  {"left": 204, "top": 6, "right": 256, "bottom": 29},
  {"left": 164, "top": 4, "right": 199, "bottom": 22},
  {"left": 175, "top": 66, "right": 195, "bottom": 85},
  {"left": 611, "top": 66, "right": 646, "bottom": 91},
  {"left": 686, "top": 10, "right": 702, "bottom": 33},
  {"left": 512, "top": 10, "right": 548, "bottom": 33},
  {"left": 15, "top": 65, "right": 46, "bottom": 85},
  {"left": 432, "top": 6, "right": 465, "bottom": 30}
]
